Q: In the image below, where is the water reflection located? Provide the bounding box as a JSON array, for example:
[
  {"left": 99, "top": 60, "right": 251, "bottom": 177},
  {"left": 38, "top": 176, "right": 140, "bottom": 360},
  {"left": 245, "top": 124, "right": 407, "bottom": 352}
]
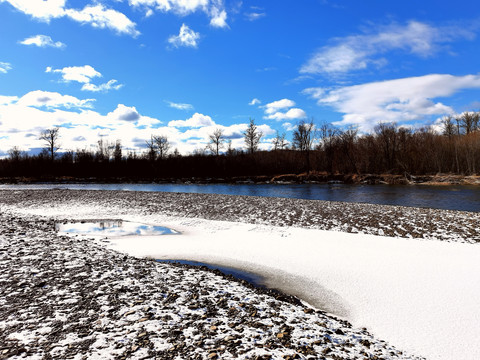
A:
[{"left": 56, "top": 220, "right": 177, "bottom": 236}]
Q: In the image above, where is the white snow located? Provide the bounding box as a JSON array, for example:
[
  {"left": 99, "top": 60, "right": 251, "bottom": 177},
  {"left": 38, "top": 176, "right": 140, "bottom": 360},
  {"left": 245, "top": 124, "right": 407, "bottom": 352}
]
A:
[{"left": 100, "top": 216, "right": 480, "bottom": 360}]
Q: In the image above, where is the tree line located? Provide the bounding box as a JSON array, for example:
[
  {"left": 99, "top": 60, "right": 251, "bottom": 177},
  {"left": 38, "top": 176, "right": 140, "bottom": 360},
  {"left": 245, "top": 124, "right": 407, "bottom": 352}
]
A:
[{"left": 1, "top": 113, "right": 480, "bottom": 181}]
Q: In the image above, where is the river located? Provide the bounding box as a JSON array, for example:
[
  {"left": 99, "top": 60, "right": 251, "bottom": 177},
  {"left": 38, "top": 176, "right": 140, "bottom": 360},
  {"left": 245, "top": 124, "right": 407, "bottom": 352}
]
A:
[{"left": 1, "top": 182, "right": 479, "bottom": 212}]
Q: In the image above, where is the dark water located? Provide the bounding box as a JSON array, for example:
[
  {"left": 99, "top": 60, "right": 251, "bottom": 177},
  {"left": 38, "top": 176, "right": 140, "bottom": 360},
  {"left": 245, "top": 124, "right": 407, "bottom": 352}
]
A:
[
  {"left": 2, "top": 182, "right": 479, "bottom": 212},
  {"left": 157, "top": 259, "right": 264, "bottom": 286}
]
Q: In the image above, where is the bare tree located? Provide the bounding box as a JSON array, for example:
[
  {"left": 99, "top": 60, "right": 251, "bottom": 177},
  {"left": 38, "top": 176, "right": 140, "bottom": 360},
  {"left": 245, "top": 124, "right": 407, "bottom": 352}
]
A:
[
  {"left": 244, "top": 118, "right": 263, "bottom": 154},
  {"left": 145, "top": 136, "right": 157, "bottom": 162},
  {"left": 207, "top": 128, "right": 225, "bottom": 155},
  {"left": 374, "top": 122, "right": 398, "bottom": 171},
  {"left": 8, "top": 146, "right": 23, "bottom": 162},
  {"left": 292, "top": 120, "right": 316, "bottom": 173},
  {"left": 338, "top": 126, "right": 359, "bottom": 174},
  {"left": 39, "top": 128, "right": 60, "bottom": 162},
  {"left": 272, "top": 131, "right": 286, "bottom": 150},
  {"left": 153, "top": 135, "right": 170, "bottom": 159},
  {"left": 458, "top": 111, "right": 480, "bottom": 134},
  {"left": 96, "top": 138, "right": 114, "bottom": 162},
  {"left": 318, "top": 122, "right": 339, "bottom": 174}
]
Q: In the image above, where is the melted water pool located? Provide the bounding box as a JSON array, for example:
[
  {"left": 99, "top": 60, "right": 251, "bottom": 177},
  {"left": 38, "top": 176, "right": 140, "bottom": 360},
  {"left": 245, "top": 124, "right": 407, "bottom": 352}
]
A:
[{"left": 56, "top": 220, "right": 177, "bottom": 236}]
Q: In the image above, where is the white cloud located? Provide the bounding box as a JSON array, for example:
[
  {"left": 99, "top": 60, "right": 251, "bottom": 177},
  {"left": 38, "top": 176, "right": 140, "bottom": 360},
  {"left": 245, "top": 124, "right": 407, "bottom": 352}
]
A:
[
  {"left": 265, "top": 108, "right": 307, "bottom": 121},
  {"left": 47, "top": 65, "right": 101, "bottom": 83},
  {"left": 65, "top": 4, "right": 140, "bottom": 37},
  {"left": 303, "top": 74, "right": 480, "bottom": 131},
  {"left": 82, "top": 79, "right": 123, "bottom": 92},
  {"left": 209, "top": 7, "right": 228, "bottom": 28},
  {"left": 0, "top": 91, "right": 277, "bottom": 156},
  {"left": 245, "top": 12, "right": 265, "bottom": 21},
  {"left": 19, "top": 34, "right": 65, "bottom": 48},
  {"left": 168, "top": 113, "right": 215, "bottom": 127},
  {"left": 249, "top": 98, "right": 261, "bottom": 106},
  {"left": 264, "top": 98, "right": 296, "bottom": 114},
  {"left": 0, "top": 62, "right": 12, "bottom": 74},
  {"left": 301, "top": 21, "right": 476, "bottom": 76},
  {"left": 167, "top": 101, "right": 194, "bottom": 111},
  {"left": 16, "top": 90, "right": 95, "bottom": 109},
  {"left": 0, "top": 0, "right": 66, "bottom": 21},
  {"left": 0, "top": 95, "right": 18, "bottom": 105},
  {"left": 107, "top": 104, "right": 141, "bottom": 122},
  {"left": 262, "top": 98, "right": 307, "bottom": 122},
  {"left": 1, "top": 1, "right": 139, "bottom": 37},
  {"left": 129, "top": 0, "right": 228, "bottom": 28},
  {"left": 47, "top": 66, "right": 123, "bottom": 93},
  {"left": 168, "top": 24, "right": 200, "bottom": 48}
]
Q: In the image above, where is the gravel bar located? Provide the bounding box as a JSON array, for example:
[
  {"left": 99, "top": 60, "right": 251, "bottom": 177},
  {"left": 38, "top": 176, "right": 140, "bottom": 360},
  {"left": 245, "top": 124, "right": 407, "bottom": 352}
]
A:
[{"left": 2, "top": 188, "right": 474, "bottom": 359}]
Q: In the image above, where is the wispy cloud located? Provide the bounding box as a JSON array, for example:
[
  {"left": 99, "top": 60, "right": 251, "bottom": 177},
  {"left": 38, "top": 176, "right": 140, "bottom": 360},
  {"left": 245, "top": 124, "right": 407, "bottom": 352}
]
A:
[
  {"left": 262, "top": 98, "right": 307, "bottom": 121},
  {"left": 301, "top": 21, "right": 476, "bottom": 76},
  {"left": 249, "top": 98, "right": 261, "bottom": 106},
  {"left": 81, "top": 79, "right": 123, "bottom": 93},
  {"left": 0, "top": 62, "right": 12, "bottom": 74},
  {"left": 1, "top": 1, "right": 139, "bottom": 37},
  {"left": 19, "top": 35, "right": 65, "bottom": 48},
  {"left": 303, "top": 74, "right": 480, "bottom": 131},
  {"left": 245, "top": 12, "right": 265, "bottom": 21},
  {"left": 167, "top": 101, "right": 194, "bottom": 111},
  {"left": 129, "top": 0, "right": 229, "bottom": 28},
  {"left": 168, "top": 24, "right": 200, "bottom": 48}
]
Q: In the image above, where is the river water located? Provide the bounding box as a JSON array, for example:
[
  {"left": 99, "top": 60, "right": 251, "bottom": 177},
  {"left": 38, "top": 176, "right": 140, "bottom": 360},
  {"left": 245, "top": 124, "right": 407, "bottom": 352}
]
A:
[{"left": 1, "top": 182, "right": 479, "bottom": 212}]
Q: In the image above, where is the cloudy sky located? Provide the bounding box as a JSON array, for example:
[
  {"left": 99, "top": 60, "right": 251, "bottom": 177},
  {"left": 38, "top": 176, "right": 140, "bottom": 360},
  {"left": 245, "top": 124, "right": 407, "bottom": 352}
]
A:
[{"left": 1, "top": 0, "right": 480, "bottom": 156}]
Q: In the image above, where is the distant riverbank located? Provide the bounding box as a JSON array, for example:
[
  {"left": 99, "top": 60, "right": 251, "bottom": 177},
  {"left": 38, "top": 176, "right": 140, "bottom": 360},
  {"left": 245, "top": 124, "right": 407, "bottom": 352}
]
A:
[{"left": 1, "top": 172, "right": 480, "bottom": 186}]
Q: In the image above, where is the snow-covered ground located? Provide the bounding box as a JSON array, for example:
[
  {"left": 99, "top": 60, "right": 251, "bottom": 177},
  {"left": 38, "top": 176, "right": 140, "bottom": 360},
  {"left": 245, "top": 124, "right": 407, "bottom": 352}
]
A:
[
  {"left": 1, "top": 189, "right": 479, "bottom": 359},
  {"left": 108, "top": 217, "right": 480, "bottom": 360}
]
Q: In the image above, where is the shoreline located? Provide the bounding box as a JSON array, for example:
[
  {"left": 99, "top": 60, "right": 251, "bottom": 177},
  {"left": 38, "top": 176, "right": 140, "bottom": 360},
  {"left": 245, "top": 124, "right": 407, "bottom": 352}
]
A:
[{"left": 1, "top": 172, "right": 480, "bottom": 186}]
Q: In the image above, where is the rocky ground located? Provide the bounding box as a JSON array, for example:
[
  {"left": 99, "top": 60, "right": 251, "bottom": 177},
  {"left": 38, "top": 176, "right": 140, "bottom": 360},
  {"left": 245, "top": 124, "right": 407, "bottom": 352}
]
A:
[
  {"left": 0, "top": 189, "right": 478, "bottom": 243},
  {"left": 2, "top": 188, "right": 476, "bottom": 359}
]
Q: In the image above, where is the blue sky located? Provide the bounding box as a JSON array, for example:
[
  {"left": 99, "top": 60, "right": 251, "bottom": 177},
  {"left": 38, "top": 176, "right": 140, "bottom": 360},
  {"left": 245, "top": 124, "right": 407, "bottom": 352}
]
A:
[{"left": 1, "top": 0, "right": 480, "bottom": 156}]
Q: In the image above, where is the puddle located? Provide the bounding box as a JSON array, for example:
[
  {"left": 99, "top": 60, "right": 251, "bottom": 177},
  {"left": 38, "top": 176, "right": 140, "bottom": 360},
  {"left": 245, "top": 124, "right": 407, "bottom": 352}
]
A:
[
  {"left": 56, "top": 220, "right": 178, "bottom": 237},
  {"left": 157, "top": 259, "right": 265, "bottom": 287}
]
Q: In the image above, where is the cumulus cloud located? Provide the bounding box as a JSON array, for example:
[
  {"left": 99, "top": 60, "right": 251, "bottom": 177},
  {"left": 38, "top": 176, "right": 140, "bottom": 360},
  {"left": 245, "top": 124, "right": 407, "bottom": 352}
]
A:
[
  {"left": 19, "top": 34, "right": 65, "bottom": 48},
  {"left": 0, "top": 91, "right": 277, "bottom": 156},
  {"left": 107, "top": 104, "right": 141, "bottom": 122},
  {"left": 47, "top": 65, "right": 101, "bottom": 83},
  {"left": 249, "top": 98, "right": 261, "bottom": 106},
  {"left": 16, "top": 90, "right": 95, "bottom": 109},
  {"left": 46, "top": 65, "right": 123, "bottom": 93},
  {"left": 167, "top": 101, "right": 194, "bottom": 111},
  {"left": 264, "top": 99, "right": 296, "bottom": 114},
  {"left": 168, "top": 113, "right": 215, "bottom": 127},
  {"left": 301, "top": 21, "right": 476, "bottom": 76},
  {"left": 261, "top": 98, "right": 307, "bottom": 122},
  {"left": 265, "top": 108, "right": 307, "bottom": 121},
  {"left": 0, "top": 62, "right": 12, "bottom": 74},
  {"left": 168, "top": 24, "right": 200, "bottom": 48},
  {"left": 303, "top": 74, "right": 480, "bottom": 131},
  {"left": 1, "top": 0, "right": 139, "bottom": 37},
  {"left": 129, "top": 0, "right": 228, "bottom": 28}
]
